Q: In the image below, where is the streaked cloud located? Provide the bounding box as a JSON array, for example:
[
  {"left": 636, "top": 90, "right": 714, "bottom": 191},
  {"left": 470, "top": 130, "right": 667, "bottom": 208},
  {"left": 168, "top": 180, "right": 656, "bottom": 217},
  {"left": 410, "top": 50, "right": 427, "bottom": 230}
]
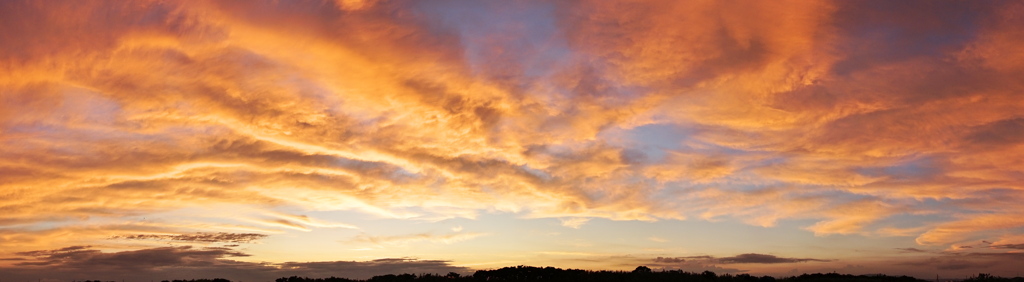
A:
[
  {"left": 894, "top": 248, "right": 928, "bottom": 253},
  {"left": 110, "top": 232, "right": 268, "bottom": 243},
  {"left": 651, "top": 254, "right": 829, "bottom": 265},
  {"left": 716, "top": 254, "right": 830, "bottom": 264}
]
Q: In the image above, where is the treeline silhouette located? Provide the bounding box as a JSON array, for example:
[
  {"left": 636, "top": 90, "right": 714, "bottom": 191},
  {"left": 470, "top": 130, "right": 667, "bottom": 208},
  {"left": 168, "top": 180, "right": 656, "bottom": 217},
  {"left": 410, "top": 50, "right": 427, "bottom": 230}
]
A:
[
  {"left": 964, "top": 274, "right": 1024, "bottom": 282},
  {"left": 77, "top": 267, "right": 1022, "bottom": 282},
  {"left": 80, "top": 280, "right": 232, "bottom": 282},
  {"left": 259, "top": 266, "right": 1017, "bottom": 282}
]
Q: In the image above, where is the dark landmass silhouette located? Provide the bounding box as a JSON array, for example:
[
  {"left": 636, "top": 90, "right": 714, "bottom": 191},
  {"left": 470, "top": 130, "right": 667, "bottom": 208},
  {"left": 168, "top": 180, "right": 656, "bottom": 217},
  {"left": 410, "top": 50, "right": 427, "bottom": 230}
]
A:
[{"left": 74, "top": 266, "right": 1024, "bottom": 282}]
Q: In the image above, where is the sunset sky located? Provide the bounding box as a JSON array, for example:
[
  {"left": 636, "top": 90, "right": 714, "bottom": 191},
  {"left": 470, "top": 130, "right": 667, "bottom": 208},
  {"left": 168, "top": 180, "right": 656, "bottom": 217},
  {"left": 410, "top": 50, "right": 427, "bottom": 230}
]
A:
[{"left": 2, "top": 0, "right": 1024, "bottom": 281}]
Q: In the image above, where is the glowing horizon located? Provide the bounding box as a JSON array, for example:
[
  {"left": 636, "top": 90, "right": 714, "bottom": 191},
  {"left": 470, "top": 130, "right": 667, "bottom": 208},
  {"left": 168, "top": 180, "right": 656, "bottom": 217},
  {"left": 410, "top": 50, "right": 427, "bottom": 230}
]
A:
[{"left": 2, "top": 0, "right": 1023, "bottom": 281}]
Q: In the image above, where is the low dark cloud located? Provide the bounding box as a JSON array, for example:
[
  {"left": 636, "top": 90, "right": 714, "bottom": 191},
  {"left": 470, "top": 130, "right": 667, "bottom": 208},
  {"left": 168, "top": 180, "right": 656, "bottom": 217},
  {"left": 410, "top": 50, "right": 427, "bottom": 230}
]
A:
[
  {"left": 895, "top": 248, "right": 928, "bottom": 253},
  {"left": 655, "top": 257, "right": 686, "bottom": 263},
  {"left": 1, "top": 245, "right": 470, "bottom": 281},
  {"left": 277, "top": 258, "right": 472, "bottom": 278},
  {"left": 716, "top": 253, "right": 830, "bottom": 264},
  {"left": 964, "top": 252, "right": 1024, "bottom": 260},
  {"left": 897, "top": 257, "right": 995, "bottom": 271},
  {"left": 14, "top": 245, "right": 249, "bottom": 268},
  {"left": 989, "top": 244, "right": 1024, "bottom": 250},
  {"left": 894, "top": 251, "right": 1024, "bottom": 273},
  {"left": 15, "top": 245, "right": 93, "bottom": 257},
  {"left": 936, "top": 259, "right": 989, "bottom": 271},
  {"left": 593, "top": 256, "right": 743, "bottom": 274},
  {"left": 652, "top": 254, "right": 830, "bottom": 265},
  {"left": 110, "top": 232, "right": 268, "bottom": 243},
  {"left": 651, "top": 255, "right": 720, "bottom": 264},
  {"left": 644, "top": 253, "right": 828, "bottom": 274}
]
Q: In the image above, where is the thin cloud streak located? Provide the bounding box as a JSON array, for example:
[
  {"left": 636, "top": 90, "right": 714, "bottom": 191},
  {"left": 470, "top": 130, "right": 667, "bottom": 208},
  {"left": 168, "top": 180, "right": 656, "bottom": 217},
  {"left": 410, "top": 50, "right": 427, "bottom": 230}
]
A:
[{"left": 109, "top": 232, "right": 268, "bottom": 243}]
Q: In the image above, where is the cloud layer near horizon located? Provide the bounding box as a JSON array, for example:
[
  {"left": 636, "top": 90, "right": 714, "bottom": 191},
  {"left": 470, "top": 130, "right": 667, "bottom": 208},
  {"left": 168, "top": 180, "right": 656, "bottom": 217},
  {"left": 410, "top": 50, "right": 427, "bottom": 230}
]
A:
[
  {"left": 2, "top": 245, "right": 469, "bottom": 281},
  {"left": 2, "top": 0, "right": 1024, "bottom": 278}
]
